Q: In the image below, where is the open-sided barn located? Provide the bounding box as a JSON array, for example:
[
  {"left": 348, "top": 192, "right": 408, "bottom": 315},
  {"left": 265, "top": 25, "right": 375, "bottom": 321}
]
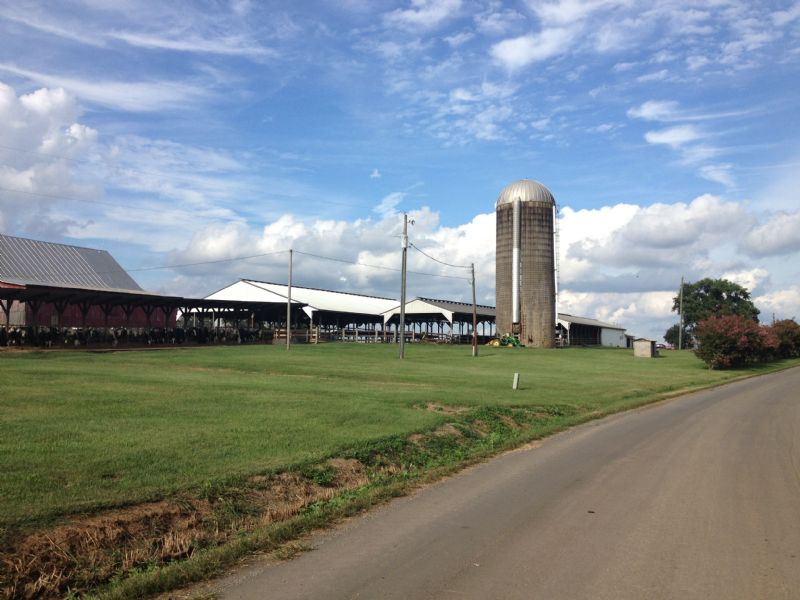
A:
[{"left": 0, "top": 234, "right": 301, "bottom": 347}]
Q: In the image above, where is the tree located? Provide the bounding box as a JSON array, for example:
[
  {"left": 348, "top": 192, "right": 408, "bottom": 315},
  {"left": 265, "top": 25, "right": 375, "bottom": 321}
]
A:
[
  {"left": 664, "top": 324, "right": 692, "bottom": 349},
  {"left": 694, "top": 314, "right": 769, "bottom": 369},
  {"left": 770, "top": 319, "right": 800, "bottom": 358},
  {"left": 673, "top": 278, "right": 759, "bottom": 335}
]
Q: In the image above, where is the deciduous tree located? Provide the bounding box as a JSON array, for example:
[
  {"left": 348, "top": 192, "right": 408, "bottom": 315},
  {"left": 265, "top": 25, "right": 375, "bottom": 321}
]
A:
[{"left": 673, "top": 278, "right": 759, "bottom": 334}]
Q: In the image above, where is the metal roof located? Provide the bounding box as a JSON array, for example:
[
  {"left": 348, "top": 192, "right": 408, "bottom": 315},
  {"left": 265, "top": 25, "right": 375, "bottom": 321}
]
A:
[
  {"left": 496, "top": 179, "right": 555, "bottom": 208},
  {"left": 382, "top": 297, "right": 496, "bottom": 324},
  {"left": 207, "top": 280, "right": 397, "bottom": 320},
  {"left": 0, "top": 234, "right": 143, "bottom": 292},
  {"left": 0, "top": 283, "right": 305, "bottom": 322},
  {"left": 557, "top": 313, "right": 625, "bottom": 330}
]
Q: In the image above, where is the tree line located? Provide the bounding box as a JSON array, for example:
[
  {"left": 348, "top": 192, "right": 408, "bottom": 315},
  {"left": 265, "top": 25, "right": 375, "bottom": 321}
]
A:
[{"left": 666, "top": 278, "right": 799, "bottom": 369}]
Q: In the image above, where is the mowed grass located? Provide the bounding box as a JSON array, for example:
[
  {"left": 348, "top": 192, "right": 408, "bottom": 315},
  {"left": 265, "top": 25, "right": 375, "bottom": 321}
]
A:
[{"left": 1, "top": 343, "right": 793, "bottom": 527}]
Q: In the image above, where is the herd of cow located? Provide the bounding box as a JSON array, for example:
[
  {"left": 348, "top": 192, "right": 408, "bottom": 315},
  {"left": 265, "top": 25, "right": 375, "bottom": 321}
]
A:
[{"left": 0, "top": 326, "right": 274, "bottom": 348}]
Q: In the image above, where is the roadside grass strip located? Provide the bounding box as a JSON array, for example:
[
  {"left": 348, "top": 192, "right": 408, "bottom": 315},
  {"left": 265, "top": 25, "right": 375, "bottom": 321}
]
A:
[{"left": 1, "top": 344, "right": 797, "bottom": 599}]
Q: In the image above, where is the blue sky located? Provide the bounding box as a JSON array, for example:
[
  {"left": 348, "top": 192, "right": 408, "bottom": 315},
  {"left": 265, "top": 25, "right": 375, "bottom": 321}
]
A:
[{"left": 1, "top": 0, "right": 799, "bottom": 340}]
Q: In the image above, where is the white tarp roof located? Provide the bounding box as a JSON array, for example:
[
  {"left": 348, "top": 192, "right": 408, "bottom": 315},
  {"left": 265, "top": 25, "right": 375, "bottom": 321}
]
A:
[
  {"left": 382, "top": 298, "right": 454, "bottom": 324},
  {"left": 207, "top": 280, "right": 397, "bottom": 319}
]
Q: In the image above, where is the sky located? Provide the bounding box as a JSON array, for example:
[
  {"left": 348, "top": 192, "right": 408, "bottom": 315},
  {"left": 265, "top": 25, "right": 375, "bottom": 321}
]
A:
[{"left": 1, "top": 0, "right": 799, "bottom": 341}]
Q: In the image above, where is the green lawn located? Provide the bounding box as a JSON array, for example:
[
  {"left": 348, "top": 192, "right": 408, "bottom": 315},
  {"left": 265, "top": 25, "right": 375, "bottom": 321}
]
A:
[{"left": 1, "top": 343, "right": 794, "bottom": 527}]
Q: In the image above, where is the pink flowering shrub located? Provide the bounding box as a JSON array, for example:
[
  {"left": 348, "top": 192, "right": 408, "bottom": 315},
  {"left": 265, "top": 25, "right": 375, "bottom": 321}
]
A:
[
  {"left": 770, "top": 319, "right": 800, "bottom": 358},
  {"left": 694, "top": 314, "right": 774, "bottom": 369}
]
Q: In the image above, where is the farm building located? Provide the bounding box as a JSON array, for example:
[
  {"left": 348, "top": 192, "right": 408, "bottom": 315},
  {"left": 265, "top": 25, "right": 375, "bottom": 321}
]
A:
[
  {"left": 382, "top": 297, "right": 496, "bottom": 343},
  {"left": 205, "top": 279, "right": 399, "bottom": 342},
  {"left": 495, "top": 179, "right": 557, "bottom": 348},
  {"left": 557, "top": 313, "right": 627, "bottom": 347},
  {"left": 2, "top": 233, "right": 628, "bottom": 349},
  {"left": 208, "top": 281, "right": 628, "bottom": 348},
  {"left": 0, "top": 234, "right": 299, "bottom": 345},
  {"left": 0, "top": 233, "right": 171, "bottom": 329}
]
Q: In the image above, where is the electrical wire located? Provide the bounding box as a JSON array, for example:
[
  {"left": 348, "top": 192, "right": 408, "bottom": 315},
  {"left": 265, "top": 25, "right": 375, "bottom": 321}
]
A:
[
  {"left": 125, "top": 250, "right": 290, "bottom": 273},
  {"left": 409, "top": 242, "right": 470, "bottom": 270},
  {"left": 294, "top": 250, "right": 471, "bottom": 281}
]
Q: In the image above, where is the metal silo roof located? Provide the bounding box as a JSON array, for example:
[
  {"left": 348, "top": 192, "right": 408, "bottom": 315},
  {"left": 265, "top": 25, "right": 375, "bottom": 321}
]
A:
[
  {"left": 0, "top": 233, "right": 143, "bottom": 292},
  {"left": 495, "top": 179, "right": 555, "bottom": 208}
]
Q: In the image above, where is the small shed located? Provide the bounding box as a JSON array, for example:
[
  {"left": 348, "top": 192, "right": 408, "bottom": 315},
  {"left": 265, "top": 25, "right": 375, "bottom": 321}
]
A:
[{"left": 633, "top": 338, "right": 657, "bottom": 358}]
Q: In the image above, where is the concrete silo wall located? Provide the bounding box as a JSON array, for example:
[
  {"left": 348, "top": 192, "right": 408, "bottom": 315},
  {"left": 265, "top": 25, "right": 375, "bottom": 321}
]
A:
[{"left": 495, "top": 200, "right": 556, "bottom": 348}]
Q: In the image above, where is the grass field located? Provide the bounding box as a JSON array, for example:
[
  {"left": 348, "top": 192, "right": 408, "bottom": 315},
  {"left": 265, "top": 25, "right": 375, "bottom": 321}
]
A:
[{"left": 1, "top": 343, "right": 794, "bottom": 528}]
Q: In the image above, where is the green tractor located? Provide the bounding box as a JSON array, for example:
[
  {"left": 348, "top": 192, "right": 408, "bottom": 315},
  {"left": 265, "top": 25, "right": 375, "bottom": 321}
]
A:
[{"left": 488, "top": 333, "right": 523, "bottom": 348}]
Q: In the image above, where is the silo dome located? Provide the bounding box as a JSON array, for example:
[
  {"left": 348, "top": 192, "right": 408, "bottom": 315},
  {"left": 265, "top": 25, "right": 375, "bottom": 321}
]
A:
[{"left": 495, "top": 179, "right": 555, "bottom": 208}]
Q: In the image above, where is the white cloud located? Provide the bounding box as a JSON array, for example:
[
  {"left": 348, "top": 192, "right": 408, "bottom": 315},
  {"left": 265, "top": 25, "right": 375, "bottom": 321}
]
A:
[
  {"left": 741, "top": 210, "right": 800, "bottom": 258},
  {"left": 0, "top": 82, "right": 100, "bottom": 236},
  {"left": 698, "top": 164, "right": 735, "bottom": 187},
  {"left": 474, "top": 8, "right": 524, "bottom": 35},
  {"left": 108, "top": 31, "right": 275, "bottom": 58},
  {"left": 627, "top": 100, "right": 680, "bottom": 121},
  {"left": 588, "top": 123, "right": 617, "bottom": 133},
  {"left": 444, "top": 31, "right": 474, "bottom": 46},
  {"left": 384, "top": 0, "right": 462, "bottom": 30},
  {"left": 686, "top": 55, "right": 711, "bottom": 71},
  {"left": 0, "top": 64, "right": 209, "bottom": 112},
  {"left": 613, "top": 61, "right": 637, "bottom": 71},
  {"left": 755, "top": 286, "right": 800, "bottom": 321},
  {"left": 636, "top": 69, "right": 669, "bottom": 82},
  {"left": 773, "top": 3, "right": 800, "bottom": 26},
  {"left": 490, "top": 28, "right": 574, "bottom": 69},
  {"left": 529, "top": 0, "right": 631, "bottom": 27},
  {"left": 720, "top": 267, "right": 771, "bottom": 294},
  {"left": 644, "top": 125, "right": 702, "bottom": 147},
  {"left": 559, "top": 195, "right": 755, "bottom": 289},
  {"left": 370, "top": 168, "right": 382, "bottom": 179},
  {"left": 374, "top": 192, "right": 405, "bottom": 216}
]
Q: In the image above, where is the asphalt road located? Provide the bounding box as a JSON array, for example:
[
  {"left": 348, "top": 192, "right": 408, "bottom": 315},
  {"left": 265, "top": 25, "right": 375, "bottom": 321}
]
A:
[{"left": 215, "top": 367, "right": 800, "bottom": 600}]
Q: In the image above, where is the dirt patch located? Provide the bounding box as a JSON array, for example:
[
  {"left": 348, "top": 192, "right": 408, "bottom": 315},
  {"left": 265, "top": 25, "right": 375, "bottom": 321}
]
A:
[
  {"left": 408, "top": 423, "right": 464, "bottom": 447},
  {"left": 498, "top": 415, "right": 522, "bottom": 429},
  {"left": 422, "top": 403, "right": 470, "bottom": 415},
  {"left": 0, "top": 460, "right": 368, "bottom": 600}
]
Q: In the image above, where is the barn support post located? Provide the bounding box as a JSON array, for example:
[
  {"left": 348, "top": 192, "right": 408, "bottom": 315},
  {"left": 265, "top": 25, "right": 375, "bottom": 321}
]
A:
[
  {"left": 121, "top": 304, "right": 134, "bottom": 333},
  {"left": 26, "top": 299, "right": 43, "bottom": 329},
  {"left": 1, "top": 299, "right": 10, "bottom": 339},
  {"left": 78, "top": 301, "right": 92, "bottom": 345},
  {"left": 160, "top": 305, "right": 173, "bottom": 339},
  {"left": 52, "top": 299, "right": 68, "bottom": 329}
]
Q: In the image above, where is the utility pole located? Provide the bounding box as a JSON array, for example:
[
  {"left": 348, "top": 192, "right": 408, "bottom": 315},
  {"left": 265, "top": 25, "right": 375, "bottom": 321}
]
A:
[
  {"left": 399, "top": 213, "right": 408, "bottom": 359},
  {"left": 471, "top": 263, "right": 478, "bottom": 357},
  {"left": 678, "top": 275, "right": 684, "bottom": 350},
  {"left": 286, "top": 248, "right": 293, "bottom": 351}
]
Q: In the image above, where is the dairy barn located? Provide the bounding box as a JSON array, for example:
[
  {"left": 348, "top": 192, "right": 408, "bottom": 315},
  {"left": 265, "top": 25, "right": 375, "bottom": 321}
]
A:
[{"left": 2, "top": 174, "right": 630, "bottom": 349}]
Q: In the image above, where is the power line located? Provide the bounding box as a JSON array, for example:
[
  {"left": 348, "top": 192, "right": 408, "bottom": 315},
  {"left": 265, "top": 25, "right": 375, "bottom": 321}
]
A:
[
  {"left": 294, "top": 249, "right": 471, "bottom": 281},
  {"left": 409, "top": 242, "right": 471, "bottom": 270},
  {"left": 125, "top": 250, "right": 290, "bottom": 273}
]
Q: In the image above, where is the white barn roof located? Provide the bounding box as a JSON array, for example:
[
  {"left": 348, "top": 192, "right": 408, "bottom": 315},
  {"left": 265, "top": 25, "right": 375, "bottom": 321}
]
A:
[
  {"left": 382, "top": 297, "right": 496, "bottom": 324},
  {"left": 206, "top": 280, "right": 398, "bottom": 321}
]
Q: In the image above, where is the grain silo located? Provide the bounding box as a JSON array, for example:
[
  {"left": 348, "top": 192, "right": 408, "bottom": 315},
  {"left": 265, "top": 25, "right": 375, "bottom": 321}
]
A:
[{"left": 495, "top": 179, "right": 556, "bottom": 348}]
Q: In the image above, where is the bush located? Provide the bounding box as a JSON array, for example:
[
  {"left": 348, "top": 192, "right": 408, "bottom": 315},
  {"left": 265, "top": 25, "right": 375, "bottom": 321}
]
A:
[
  {"left": 694, "top": 314, "right": 772, "bottom": 369},
  {"left": 769, "top": 319, "right": 800, "bottom": 358}
]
